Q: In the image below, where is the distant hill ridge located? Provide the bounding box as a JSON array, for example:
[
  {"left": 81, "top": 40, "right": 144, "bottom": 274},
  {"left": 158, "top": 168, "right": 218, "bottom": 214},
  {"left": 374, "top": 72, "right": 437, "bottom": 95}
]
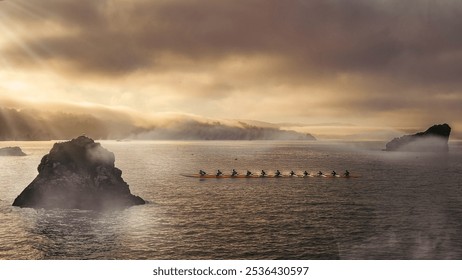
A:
[{"left": 0, "top": 107, "right": 315, "bottom": 141}]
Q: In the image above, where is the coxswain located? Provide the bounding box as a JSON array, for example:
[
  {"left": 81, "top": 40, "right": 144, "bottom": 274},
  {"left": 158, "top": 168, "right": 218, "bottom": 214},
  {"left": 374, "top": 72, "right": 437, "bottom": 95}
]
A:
[
  {"left": 199, "top": 170, "right": 206, "bottom": 176},
  {"left": 231, "top": 169, "right": 238, "bottom": 176},
  {"left": 246, "top": 170, "right": 253, "bottom": 176},
  {"left": 344, "top": 170, "right": 350, "bottom": 177},
  {"left": 275, "top": 170, "right": 281, "bottom": 177},
  {"left": 216, "top": 169, "right": 223, "bottom": 176},
  {"left": 290, "top": 170, "right": 296, "bottom": 176}
]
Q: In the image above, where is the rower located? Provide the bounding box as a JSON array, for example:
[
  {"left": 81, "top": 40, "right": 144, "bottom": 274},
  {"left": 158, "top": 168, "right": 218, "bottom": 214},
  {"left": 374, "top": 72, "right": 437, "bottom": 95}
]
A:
[
  {"left": 231, "top": 169, "right": 238, "bottom": 176},
  {"left": 199, "top": 170, "right": 206, "bottom": 176},
  {"left": 331, "top": 170, "right": 337, "bottom": 177},
  {"left": 290, "top": 170, "right": 296, "bottom": 176},
  {"left": 317, "top": 171, "right": 323, "bottom": 176},
  {"left": 303, "top": 170, "right": 309, "bottom": 177},
  {"left": 261, "top": 170, "right": 266, "bottom": 177},
  {"left": 275, "top": 170, "right": 281, "bottom": 177},
  {"left": 344, "top": 170, "right": 350, "bottom": 177},
  {"left": 216, "top": 169, "right": 223, "bottom": 176},
  {"left": 246, "top": 170, "right": 253, "bottom": 176}
]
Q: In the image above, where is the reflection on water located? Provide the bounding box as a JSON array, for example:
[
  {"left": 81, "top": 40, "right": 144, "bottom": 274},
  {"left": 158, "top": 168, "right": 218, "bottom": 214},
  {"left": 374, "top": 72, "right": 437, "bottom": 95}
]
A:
[
  {"left": 30, "top": 210, "right": 121, "bottom": 259},
  {"left": 0, "top": 140, "right": 462, "bottom": 259}
]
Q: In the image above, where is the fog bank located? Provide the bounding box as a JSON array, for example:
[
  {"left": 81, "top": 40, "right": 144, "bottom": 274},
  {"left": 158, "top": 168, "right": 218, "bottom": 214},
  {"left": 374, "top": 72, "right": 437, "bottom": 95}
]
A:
[{"left": 0, "top": 105, "right": 315, "bottom": 141}]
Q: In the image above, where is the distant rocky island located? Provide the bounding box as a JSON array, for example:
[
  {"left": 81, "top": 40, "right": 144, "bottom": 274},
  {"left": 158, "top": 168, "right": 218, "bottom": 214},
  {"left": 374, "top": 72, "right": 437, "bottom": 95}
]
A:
[
  {"left": 13, "top": 136, "right": 145, "bottom": 210},
  {"left": 385, "top": 123, "right": 451, "bottom": 152},
  {"left": 0, "top": 146, "right": 26, "bottom": 156}
]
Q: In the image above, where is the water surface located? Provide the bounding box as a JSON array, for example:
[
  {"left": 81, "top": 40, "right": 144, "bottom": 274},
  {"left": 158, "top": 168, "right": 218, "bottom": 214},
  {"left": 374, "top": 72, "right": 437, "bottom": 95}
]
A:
[{"left": 1, "top": 140, "right": 461, "bottom": 259}]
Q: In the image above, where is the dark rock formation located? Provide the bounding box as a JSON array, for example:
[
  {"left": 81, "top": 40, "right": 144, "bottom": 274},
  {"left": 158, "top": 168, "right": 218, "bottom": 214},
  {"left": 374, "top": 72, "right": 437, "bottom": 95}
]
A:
[
  {"left": 385, "top": 123, "right": 451, "bottom": 152},
  {"left": 0, "top": 146, "right": 26, "bottom": 156},
  {"left": 13, "top": 136, "right": 145, "bottom": 210}
]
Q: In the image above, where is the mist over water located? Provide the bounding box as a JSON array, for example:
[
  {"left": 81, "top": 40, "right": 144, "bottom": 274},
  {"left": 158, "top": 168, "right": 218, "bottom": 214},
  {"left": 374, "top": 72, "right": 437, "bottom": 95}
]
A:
[
  {"left": 1, "top": 140, "right": 462, "bottom": 259},
  {"left": 0, "top": 106, "right": 314, "bottom": 141}
]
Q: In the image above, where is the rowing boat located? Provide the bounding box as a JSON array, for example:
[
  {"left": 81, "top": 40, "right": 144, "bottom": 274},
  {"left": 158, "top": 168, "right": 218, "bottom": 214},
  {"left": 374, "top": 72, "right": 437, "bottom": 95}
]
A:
[{"left": 181, "top": 174, "right": 359, "bottom": 179}]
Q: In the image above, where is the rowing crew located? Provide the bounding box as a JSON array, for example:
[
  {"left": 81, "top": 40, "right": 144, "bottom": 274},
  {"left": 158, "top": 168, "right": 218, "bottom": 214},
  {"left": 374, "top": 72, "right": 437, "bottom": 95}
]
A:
[{"left": 199, "top": 169, "right": 350, "bottom": 177}]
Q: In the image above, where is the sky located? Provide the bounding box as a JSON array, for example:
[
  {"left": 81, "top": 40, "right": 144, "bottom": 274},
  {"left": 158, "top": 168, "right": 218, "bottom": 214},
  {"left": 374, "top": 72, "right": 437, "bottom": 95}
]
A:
[{"left": 1, "top": 0, "right": 461, "bottom": 139}]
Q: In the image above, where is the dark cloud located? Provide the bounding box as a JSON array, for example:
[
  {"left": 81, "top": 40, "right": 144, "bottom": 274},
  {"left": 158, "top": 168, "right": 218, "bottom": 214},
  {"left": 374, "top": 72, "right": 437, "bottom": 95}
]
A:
[
  {"left": 4, "top": 0, "right": 461, "bottom": 80},
  {"left": 2, "top": 0, "right": 462, "bottom": 130}
]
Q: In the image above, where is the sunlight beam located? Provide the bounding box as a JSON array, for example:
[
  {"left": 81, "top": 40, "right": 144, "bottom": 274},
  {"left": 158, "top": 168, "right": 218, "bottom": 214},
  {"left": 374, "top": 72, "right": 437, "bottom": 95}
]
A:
[{"left": 0, "top": 1, "right": 53, "bottom": 72}]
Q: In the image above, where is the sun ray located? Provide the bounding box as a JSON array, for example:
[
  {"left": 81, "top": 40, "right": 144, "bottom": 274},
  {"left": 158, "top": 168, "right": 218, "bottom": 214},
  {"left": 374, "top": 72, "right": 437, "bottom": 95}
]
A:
[
  {"left": 0, "top": 18, "right": 47, "bottom": 70},
  {"left": 0, "top": 107, "right": 19, "bottom": 140},
  {"left": 0, "top": 0, "right": 59, "bottom": 73},
  {"left": 8, "top": 0, "right": 48, "bottom": 21}
]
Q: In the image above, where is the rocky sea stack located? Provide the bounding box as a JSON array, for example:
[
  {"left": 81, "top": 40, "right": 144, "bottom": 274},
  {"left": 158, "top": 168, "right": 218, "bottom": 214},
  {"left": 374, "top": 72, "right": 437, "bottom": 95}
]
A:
[
  {"left": 13, "top": 136, "right": 145, "bottom": 210},
  {"left": 385, "top": 123, "right": 451, "bottom": 152},
  {"left": 0, "top": 146, "right": 26, "bottom": 156}
]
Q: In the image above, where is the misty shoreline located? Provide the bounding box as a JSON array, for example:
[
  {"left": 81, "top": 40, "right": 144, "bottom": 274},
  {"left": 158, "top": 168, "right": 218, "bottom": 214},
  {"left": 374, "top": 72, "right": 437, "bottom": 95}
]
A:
[{"left": 0, "top": 107, "right": 315, "bottom": 142}]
